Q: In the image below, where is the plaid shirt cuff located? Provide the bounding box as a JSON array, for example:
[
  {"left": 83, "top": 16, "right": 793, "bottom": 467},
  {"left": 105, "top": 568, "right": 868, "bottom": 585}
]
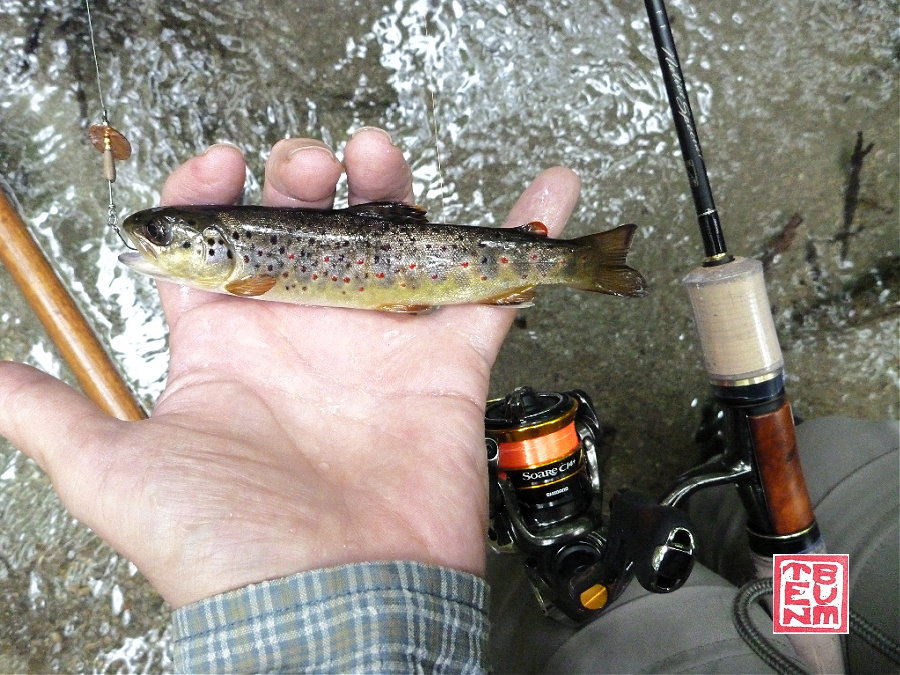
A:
[{"left": 172, "top": 561, "right": 489, "bottom": 673}]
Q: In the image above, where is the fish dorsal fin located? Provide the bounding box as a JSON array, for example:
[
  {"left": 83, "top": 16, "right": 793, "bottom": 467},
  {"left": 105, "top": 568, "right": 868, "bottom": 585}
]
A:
[
  {"left": 514, "top": 221, "right": 548, "bottom": 237},
  {"left": 345, "top": 201, "right": 429, "bottom": 225},
  {"left": 224, "top": 275, "right": 277, "bottom": 297}
]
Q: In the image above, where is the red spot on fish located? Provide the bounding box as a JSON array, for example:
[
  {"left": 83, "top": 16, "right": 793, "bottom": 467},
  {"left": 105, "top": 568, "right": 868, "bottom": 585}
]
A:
[
  {"left": 461, "top": 261, "right": 469, "bottom": 268},
  {"left": 282, "top": 272, "right": 289, "bottom": 279},
  {"left": 357, "top": 259, "right": 364, "bottom": 265},
  {"left": 400, "top": 283, "right": 406, "bottom": 288},
  {"left": 500, "top": 257, "right": 509, "bottom": 264},
  {"left": 431, "top": 274, "right": 438, "bottom": 279},
  {"left": 409, "top": 263, "right": 416, "bottom": 269},
  {"left": 331, "top": 276, "right": 338, "bottom": 282},
  {"left": 324, "top": 256, "right": 330, "bottom": 262},
  {"left": 358, "top": 286, "right": 365, "bottom": 292},
  {"left": 530, "top": 253, "right": 538, "bottom": 261},
  {"left": 481, "top": 275, "right": 488, "bottom": 281},
  {"left": 376, "top": 272, "right": 385, "bottom": 278},
  {"left": 288, "top": 253, "right": 295, "bottom": 260},
  {"left": 312, "top": 274, "right": 318, "bottom": 280},
  {"left": 343, "top": 277, "right": 350, "bottom": 283},
  {"left": 242, "top": 255, "right": 250, "bottom": 263}
]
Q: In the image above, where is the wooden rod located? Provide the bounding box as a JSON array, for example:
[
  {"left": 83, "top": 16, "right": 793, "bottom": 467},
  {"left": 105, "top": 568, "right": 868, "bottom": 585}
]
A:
[{"left": 0, "top": 187, "right": 146, "bottom": 421}]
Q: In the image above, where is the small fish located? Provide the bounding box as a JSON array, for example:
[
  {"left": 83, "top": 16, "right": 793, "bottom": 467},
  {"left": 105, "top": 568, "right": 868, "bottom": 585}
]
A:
[{"left": 118, "top": 202, "right": 648, "bottom": 313}]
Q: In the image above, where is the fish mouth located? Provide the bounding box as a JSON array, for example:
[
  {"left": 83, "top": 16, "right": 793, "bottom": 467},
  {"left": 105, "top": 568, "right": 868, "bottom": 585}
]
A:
[{"left": 118, "top": 250, "right": 166, "bottom": 277}]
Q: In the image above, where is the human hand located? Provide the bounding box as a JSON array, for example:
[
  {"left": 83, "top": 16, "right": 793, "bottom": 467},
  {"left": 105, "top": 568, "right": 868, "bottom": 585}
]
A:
[{"left": 0, "top": 128, "right": 581, "bottom": 608}]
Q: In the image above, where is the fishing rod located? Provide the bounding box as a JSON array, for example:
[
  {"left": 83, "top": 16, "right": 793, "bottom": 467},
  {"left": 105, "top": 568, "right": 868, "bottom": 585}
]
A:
[
  {"left": 0, "top": 180, "right": 145, "bottom": 421},
  {"left": 643, "top": 0, "right": 843, "bottom": 671}
]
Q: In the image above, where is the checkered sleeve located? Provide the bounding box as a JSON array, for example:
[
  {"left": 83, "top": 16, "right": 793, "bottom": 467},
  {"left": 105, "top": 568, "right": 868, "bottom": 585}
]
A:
[{"left": 172, "top": 561, "right": 489, "bottom": 673}]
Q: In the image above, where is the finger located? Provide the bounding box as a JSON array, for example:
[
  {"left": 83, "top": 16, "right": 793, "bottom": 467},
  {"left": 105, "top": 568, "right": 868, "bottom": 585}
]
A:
[
  {"left": 0, "top": 361, "right": 120, "bottom": 520},
  {"left": 156, "top": 144, "right": 248, "bottom": 317},
  {"left": 159, "top": 143, "right": 247, "bottom": 207},
  {"left": 344, "top": 127, "right": 415, "bottom": 205},
  {"left": 262, "top": 138, "right": 344, "bottom": 208},
  {"left": 501, "top": 165, "right": 581, "bottom": 237},
  {"left": 445, "top": 166, "right": 582, "bottom": 359}
]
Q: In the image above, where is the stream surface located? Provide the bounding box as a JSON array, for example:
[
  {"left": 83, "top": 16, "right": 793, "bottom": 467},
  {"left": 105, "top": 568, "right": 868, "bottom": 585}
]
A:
[{"left": 0, "top": 0, "right": 897, "bottom": 670}]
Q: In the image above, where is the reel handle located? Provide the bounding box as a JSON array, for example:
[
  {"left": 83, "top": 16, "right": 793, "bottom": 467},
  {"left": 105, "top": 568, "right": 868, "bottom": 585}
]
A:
[{"left": 608, "top": 489, "right": 696, "bottom": 593}]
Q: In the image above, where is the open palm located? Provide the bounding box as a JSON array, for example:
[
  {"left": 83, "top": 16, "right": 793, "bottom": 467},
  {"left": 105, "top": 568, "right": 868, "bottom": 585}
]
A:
[{"left": 0, "top": 129, "right": 581, "bottom": 608}]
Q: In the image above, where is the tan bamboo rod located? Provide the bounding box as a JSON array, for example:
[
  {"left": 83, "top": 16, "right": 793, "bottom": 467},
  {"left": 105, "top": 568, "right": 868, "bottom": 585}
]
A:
[{"left": 0, "top": 188, "right": 146, "bottom": 421}]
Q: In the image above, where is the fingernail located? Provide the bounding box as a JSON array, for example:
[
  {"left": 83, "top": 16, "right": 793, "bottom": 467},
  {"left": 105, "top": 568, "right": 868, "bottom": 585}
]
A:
[
  {"left": 286, "top": 144, "right": 339, "bottom": 163},
  {"left": 351, "top": 126, "right": 395, "bottom": 145},
  {"left": 202, "top": 141, "right": 244, "bottom": 157}
]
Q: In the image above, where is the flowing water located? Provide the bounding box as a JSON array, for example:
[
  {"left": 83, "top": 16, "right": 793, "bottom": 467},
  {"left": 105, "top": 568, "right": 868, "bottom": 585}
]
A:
[{"left": 0, "top": 0, "right": 896, "bottom": 670}]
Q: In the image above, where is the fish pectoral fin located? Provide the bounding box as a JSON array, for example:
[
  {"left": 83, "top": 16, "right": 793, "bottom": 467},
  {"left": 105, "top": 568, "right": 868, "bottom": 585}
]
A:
[
  {"left": 513, "top": 221, "right": 549, "bottom": 237},
  {"left": 346, "top": 201, "right": 429, "bottom": 225},
  {"left": 224, "top": 275, "right": 277, "bottom": 297},
  {"left": 478, "top": 286, "right": 537, "bottom": 308},
  {"left": 375, "top": 303, "right": 437, "bottom": 314}
]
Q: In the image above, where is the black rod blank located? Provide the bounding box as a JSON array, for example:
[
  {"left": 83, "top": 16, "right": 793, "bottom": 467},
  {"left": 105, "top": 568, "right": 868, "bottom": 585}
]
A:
[{"left": 644, "top": 0, "right": 729, "bottom": 261}]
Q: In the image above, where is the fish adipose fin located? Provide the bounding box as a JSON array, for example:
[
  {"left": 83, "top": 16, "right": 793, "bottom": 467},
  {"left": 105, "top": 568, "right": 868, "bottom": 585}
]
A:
[
  {"left": 514, "top": 221, "right": 549, "bottom": 237},
  {"left": 346, "top": 201, "right": 429, "bottom": 225},
  {"left": 570, "top": 224, "right": 649, "bottom": 297},
  {"left": 224, "top": 275, "right": 277, "bottom": 297},
  {"left": 478, "top": 287, "right": 537, "bottom": 308}
]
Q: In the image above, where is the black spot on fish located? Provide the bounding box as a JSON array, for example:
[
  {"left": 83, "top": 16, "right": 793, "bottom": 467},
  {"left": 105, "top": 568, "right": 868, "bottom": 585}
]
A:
[
  {"left": 381, "top": 243, "right": 392, "bottom": 251},
  {"left": 182, "top": 241, "right": 191, "bottom": 249},
  {"left": 267, "top": 264, "right": 274, "bottom": 272},
  {"left": 227, "top": 250, "right": 233, "bottom": 259},
  {"left": 270, "top": 235, "right": 278, "bottom": 245},
  {"left": 217, "top": 239, "right": 225, "bottom": 246},
  {"left": 232, "top": 231, "right": 241, "bottom": 239},
  {"left": 374, "top": 255, "right": 380, "bottom": 263},
  {"left": 279, "top": 246, "right": 285, "bottom": 254},
  {"left": 207, "top": 238, "right": 216, "bottom": 246}
]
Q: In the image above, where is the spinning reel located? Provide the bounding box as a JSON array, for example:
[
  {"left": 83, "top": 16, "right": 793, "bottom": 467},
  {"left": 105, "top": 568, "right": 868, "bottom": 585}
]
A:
[{"left": 486, "top": 387, "right": 696, "bottom": 625}]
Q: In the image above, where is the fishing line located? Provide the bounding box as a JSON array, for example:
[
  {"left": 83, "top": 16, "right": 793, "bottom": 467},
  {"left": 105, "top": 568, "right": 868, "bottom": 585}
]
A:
[
  {"left": 423, "top": 15, "right": 447, "bottom": 221},
  {"left": 84, "top": 0, "right": 135, "bottom": 250},
  {"left": 84, "top": 0, "right": 109, "bottom": 126}
]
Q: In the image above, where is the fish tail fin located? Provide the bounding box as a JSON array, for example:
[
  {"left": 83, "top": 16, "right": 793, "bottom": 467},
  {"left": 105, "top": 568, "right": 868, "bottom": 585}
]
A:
[{"left": 568, "top": 224, "right": 649, "bottom": 297}]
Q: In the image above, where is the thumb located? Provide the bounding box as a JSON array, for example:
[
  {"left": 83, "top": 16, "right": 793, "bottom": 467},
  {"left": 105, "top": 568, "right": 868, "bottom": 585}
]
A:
[{"left": 0, "top": 361, "right": 122, "bottom": 516}]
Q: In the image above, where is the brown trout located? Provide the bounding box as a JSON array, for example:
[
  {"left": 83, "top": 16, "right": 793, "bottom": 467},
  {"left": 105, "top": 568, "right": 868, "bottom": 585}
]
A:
[{"left": 118, "top": 202, "right": 648, "bottom": 312}]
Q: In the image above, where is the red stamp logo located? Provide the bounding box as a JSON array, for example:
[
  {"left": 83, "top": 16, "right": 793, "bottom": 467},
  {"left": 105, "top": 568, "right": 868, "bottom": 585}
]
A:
[{"left": 773, "top": 554, "right": 849, "bottom": 634}]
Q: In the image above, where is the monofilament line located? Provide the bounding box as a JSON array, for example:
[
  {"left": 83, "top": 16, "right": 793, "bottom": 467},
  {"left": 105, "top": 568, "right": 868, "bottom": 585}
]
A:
[
  {"left": 84, "top": 0, "right": 109, "bottom": 125},
  {"left": 423, "top": 19, "right": 447, "bottom": 221}
]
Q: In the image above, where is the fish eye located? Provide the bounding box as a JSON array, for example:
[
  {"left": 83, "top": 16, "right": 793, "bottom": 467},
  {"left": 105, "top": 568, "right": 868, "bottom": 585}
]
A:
[{"left": 143, "top": 222, "right": 173, "bottom": 246}]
